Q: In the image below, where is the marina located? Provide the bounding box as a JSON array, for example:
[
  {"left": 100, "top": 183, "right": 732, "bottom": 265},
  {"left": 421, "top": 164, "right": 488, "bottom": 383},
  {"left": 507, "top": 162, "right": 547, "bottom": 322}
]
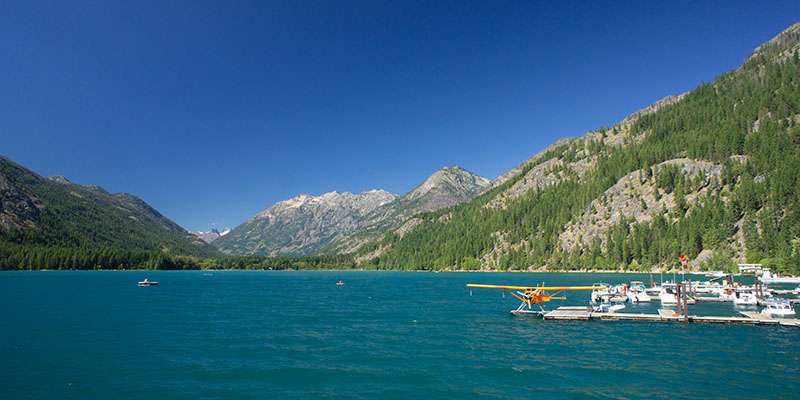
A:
[{"left": 469, "top": 271, "right": 800, "bottom": 329}]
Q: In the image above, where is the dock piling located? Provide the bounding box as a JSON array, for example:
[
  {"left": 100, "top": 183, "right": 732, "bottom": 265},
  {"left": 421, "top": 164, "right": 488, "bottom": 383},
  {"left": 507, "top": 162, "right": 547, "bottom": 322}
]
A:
[{"left": 683, "top": 280, "right": 689, "bottom": 323}]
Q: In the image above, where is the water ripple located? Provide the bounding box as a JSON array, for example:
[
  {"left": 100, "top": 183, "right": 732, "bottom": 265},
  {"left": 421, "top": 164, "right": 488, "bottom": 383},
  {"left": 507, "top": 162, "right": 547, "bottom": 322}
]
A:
[{"left": 2, "top": 271, "right": 799, "bottom": 399}]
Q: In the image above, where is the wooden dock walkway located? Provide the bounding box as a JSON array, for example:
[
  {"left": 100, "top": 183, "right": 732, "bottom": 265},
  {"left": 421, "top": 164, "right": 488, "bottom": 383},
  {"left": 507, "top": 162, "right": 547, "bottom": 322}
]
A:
[{"left": 540, "top": 306, "right": 800, "bottom": 327}]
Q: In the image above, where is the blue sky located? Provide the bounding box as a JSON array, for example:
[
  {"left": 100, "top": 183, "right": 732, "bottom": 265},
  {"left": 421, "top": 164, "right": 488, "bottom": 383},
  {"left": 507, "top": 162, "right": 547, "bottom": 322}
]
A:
[{"left": 2, "top": 1, "right": 798, "bottom": 232}]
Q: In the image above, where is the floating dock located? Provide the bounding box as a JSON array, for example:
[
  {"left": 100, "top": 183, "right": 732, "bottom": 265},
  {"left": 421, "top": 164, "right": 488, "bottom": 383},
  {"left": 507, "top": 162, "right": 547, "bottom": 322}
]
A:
[{"left": 541, "top": 306, "right": 800, "bottom": 327}]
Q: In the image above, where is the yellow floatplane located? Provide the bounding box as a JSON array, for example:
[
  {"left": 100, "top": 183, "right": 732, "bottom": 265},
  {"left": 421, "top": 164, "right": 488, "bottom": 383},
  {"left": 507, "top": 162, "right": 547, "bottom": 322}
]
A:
[{"left": 467, "top": 283, "right": 603, "bottom": 315}]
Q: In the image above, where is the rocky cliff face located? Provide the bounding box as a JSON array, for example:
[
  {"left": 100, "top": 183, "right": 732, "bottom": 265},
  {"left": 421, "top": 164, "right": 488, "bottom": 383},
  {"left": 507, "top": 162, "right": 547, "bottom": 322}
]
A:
[
  {"left": 558, "top": 159, "right": 725, "bottom": 252},
  {"left": 0, "top": 165, "right": 48, "bottom": 230}
]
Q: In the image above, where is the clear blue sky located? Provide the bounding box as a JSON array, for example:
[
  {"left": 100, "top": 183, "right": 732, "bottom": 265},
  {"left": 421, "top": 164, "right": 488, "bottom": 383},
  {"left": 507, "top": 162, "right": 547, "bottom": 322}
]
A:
[{"left": 2, "top": 1, "right": 798, "bottom": 232}]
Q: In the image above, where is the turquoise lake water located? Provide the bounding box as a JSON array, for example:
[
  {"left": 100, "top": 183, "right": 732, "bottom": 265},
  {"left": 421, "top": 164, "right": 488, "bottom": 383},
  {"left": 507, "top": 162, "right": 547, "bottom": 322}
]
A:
[{"left": 2, "top": 270, "right": 799, "bottom": 399}]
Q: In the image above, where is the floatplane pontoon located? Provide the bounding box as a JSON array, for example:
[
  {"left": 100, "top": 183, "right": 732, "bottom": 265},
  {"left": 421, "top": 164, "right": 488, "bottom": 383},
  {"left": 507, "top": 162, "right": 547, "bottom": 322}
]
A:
[{"left": 467, "top": 283, "right": 603, "bottom": 315}]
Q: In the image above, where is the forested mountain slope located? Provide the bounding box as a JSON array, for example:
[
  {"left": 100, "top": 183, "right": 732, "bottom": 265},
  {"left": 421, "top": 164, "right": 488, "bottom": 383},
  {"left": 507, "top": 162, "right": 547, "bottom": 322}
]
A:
[
  {"left": 0, "top": 156, "right": 220, "bottom": 268},
  {"left": 355, "top": 22, "right": 800, "bottom": 274}
]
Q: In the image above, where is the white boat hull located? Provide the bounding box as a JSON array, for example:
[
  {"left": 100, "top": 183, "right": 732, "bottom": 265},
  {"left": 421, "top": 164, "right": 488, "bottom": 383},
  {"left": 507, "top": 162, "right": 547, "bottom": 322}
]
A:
[
  {"left": 761, "top": 310, "right": 796, "bottom": 318},
  {"left": 733, "top": 295, "right": 757, "bottom": 305},
  {"left": 761, "top": 277, "right": 800, "bottom": 284},
  {"left": 594, "top": 304, "right": 625, "bottom": 313}
]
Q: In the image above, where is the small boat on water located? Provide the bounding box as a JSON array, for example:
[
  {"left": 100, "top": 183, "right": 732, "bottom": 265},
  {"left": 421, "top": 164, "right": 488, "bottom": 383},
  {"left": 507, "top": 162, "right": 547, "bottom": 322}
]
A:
[
  {"left": 336, "top": 281, "right": 345, "bottom": 286},
  {"left": 759, "top": 269, "right": 800, "bottom": 285},
  {"left": 591, "top": 283, "right": 627, "bottom": 303},
  {"left": 760, "top": 300, "right": 796, "bottom": 319},
  {"left": 733, "top": 288, "right": 757, "bottom": 306},
  {"left": 590, "top": 283, "right": 610, "bottom": 303},
  {"left": 658, "top": 283, "right": 696, "bottom": 304},
  {"left": 690, "top": 281, "right": 720, "bottom": 294},
  {"left": 645, "top": 283, "right": 662, "bottom": 296},
  {"left": 628, "top": 281, "right": 651, "bottom": 303},
  {"left": 712, "top": 285, "right": 739, "bottom": 301},
  {"left": 138, "top": 279, "right": 158, "bottom": 286}
]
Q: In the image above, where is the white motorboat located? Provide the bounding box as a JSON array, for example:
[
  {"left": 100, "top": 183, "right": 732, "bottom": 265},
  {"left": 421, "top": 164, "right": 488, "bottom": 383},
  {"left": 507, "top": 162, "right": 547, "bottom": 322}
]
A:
[
  {"left": 591, "top": 283, "right": 612, "bottom": 303},
  {"left": 760, "top": 300, "right": 796, "bottom": 319},
  {"left": 759, "top": 269, "right": 800, "bottom": 285},
  {"left": 658, "top": 283, "right": 696, "bottom": 304},
  {"left": 715, "top": 287, "right": 737, "bottom": 301},
  {"left": 690, "top": 281, "right": 720, "bottom": 294},
  {"left": 733, "top": 289, "right": 758, "bottom": 306},
  {"left": 608, "top": 284, "right": 629, "bottom": 303},
  {"left": 592, "top": 283, "right": 630, "bottom": 303},
  {"left": 593, "top": 303, "right": 626, "bottom": 313},
  {"left": 628, "top": 281, "right": 651, "bottom": 303},
  {"left": 645, "top": 284, "right": 661, "bottom": 296}
]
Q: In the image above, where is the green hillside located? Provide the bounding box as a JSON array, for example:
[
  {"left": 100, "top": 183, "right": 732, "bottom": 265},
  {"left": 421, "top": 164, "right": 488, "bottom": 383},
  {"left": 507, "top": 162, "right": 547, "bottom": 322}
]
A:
[
  {"left": 0, "top": 156, "right": 220, "bottom": 269},
  {"left": 354, "top": 23, "right": 800, "bottom": 274}
]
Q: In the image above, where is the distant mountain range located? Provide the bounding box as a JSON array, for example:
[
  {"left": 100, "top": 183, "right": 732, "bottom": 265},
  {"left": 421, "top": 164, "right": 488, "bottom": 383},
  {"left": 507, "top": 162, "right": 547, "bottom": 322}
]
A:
[
  {"left": 0, "top": 155, "right": 219, "bottom": 258},
  {"left": 213, "top": 166, "right": 490, "bottom": 256},
  {"left": 190, "top": 227, "right": 231, "bottom": 243}
]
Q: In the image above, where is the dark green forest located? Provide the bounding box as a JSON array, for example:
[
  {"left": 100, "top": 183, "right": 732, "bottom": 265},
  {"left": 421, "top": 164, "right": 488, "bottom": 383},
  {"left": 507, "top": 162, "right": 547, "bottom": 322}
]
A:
[
  {"left": 0, "top": 156, "right": 220, "bottom": 258},
  {"left": 0, "top": 243, "right": 356, "bottom": 271}
]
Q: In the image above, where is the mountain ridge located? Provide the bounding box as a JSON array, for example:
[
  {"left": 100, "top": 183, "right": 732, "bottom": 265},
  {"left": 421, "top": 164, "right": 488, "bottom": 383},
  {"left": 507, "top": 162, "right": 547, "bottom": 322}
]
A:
[
  {"left": 214, "top": 165, "right": 490, "bottom": 257},
  {"left": 213, "top": 188, "right": 398, "bottom": 256},
  {"left": 0, "top": 155, "right": 219, "bottom": 258},
  {"left": 327, "top": 165, "right": 491, "bottom": 254}
]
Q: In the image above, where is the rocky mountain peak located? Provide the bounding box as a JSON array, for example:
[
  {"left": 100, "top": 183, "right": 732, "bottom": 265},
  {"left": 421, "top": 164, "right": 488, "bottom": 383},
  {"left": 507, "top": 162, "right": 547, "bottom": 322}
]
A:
[
  {"left": 190, "top": 227, "right": 232, "bottom": 243},
  {"left": 216, "top": 188, "right": 399, "bottom": 256},
  {"left": 263, "top": 190, "right": 396, "bottom": 217},
  {"left": 48, "top": 175, "right": 72, "bottom": 185},
  {"left": 214, "top": 166, "right": 491, "bottom": 257},
  {"left": 407, "top": 165, "right": 490, "bottom": 200},
  {"left": 282, "top": 193, "right": 314, "bottom": 209}
]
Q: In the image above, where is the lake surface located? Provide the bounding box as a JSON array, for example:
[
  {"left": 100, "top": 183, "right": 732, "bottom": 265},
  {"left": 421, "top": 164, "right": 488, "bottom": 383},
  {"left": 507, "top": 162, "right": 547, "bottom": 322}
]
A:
[{"left": 2, "top": 271, "right": 799, "bottom": 399}]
